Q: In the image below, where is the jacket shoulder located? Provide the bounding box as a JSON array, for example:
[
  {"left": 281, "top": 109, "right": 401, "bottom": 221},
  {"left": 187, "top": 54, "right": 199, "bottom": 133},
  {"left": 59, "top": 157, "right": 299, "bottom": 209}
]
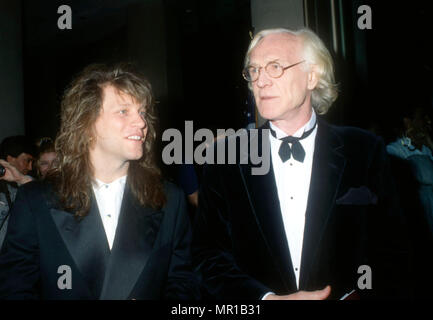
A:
[
  {"left": 331, "top": 124, "right": 381, "bottom": 142},
  {"left": 16, "top": 180, "right": 58, "bottom": 210},
  {"left": 327, "top": 123, "right": 384, "bottom": 150},
  {"left": 17, "top": 180, "right": 50, "bottom": 197},
  {"left": 163, "top": 180, "right": 185, "bottom": 203}
]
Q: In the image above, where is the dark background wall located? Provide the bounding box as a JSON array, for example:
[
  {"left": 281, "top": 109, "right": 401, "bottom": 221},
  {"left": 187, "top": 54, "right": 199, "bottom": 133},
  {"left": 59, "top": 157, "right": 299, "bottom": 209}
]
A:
[
  {"left": 0, "top": 0, "right": 432, "bottom": 146},
  {"left": 17, "top": 0, "right": 252, "bottom": 142},
  {"left": 0, "top": 0, "right": 25, "bottom": 139},
  {"left": 304, "top": 0, "right": 433, "bottom": 141}
]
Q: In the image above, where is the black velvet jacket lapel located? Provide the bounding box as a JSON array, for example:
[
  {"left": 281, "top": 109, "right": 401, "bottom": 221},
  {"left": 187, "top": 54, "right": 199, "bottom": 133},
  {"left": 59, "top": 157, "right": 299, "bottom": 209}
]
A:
[
  {"left": 239, "top": 125, "right": 297, "bottom": 292},
  {"left": 99, "top": 184, "right": 163, "bottom": 300},
  {"left": 239, "top": 121, "right": 347, "bottom": 292},
  {"left": 299, "top": 119, "right": 346, "bottom": 290},
  {"left": 49, "top": 193, "right": 110, "bottom": 298}
]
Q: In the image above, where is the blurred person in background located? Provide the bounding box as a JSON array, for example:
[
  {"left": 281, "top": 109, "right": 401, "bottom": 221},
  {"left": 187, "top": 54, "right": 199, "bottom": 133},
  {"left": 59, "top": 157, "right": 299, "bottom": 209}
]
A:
[
  {"left": 386, "top": 104, "right": 433, "bottom": 298},
  {"left": 35, "top": 137, "right": 57, "bottom": 179},
  {"left": 0, "top": 136, "right": 36, "bottom": 250}
]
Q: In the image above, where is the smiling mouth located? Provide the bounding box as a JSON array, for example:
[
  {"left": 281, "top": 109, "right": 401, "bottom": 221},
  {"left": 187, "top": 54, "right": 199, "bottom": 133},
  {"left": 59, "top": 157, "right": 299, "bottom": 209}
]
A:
[{"left": 127, "top": 135, "right": 144, "bottom": 142}]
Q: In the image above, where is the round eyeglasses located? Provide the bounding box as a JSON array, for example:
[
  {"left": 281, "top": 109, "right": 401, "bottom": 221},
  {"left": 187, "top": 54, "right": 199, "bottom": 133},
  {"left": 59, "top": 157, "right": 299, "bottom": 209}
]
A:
[{"left": 242, "top": 60, "right": 305, "bottom": 82}]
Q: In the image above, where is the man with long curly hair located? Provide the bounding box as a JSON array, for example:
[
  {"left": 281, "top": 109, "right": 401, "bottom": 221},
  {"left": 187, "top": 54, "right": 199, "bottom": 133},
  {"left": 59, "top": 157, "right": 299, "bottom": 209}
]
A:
[{"left": 0, "top": 63, "right": 199, "bottom": 300}]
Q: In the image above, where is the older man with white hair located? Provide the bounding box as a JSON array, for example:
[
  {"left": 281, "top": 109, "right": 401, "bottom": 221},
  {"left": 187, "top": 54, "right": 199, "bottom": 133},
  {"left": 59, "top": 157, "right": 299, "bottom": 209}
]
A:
[{"left": 192, "top": 28, "right": 408, "bottom": 300}]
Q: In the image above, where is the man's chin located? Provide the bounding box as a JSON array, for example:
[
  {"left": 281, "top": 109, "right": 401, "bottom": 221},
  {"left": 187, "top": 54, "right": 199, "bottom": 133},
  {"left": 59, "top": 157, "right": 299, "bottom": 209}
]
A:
[
  {"left": 257, "top": 105, "right": 281, "bottom": 120},
  {"left": 257, "top": 111, "right": 279, "bottom": 122},
  {"left": 128, "top": 153, "right": 144, "bottom": 161}
]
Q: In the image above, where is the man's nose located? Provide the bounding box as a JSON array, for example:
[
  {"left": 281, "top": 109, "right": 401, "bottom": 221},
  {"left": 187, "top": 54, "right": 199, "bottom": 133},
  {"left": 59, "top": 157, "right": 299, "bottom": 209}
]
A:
[
  {"left": 133, "top": 112, "right": 147, "bottom": 129},
  {"left": 256, "top": 68, "right": 272, "bottom": 88}
]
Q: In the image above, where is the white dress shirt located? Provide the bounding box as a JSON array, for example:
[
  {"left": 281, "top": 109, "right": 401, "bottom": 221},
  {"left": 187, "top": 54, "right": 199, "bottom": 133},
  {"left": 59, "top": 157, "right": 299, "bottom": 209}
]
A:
[
  {"left": 269, "top": 111, "right": 317, "bottom": 289},
  {"left": 92, "top": 175, "right": 127, "bottom": 250}
]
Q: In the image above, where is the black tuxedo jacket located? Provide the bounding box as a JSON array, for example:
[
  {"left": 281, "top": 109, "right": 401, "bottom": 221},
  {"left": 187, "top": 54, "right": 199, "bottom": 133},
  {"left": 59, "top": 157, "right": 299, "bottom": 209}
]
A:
[
  {"left": 192, "top": 118, "right": 409, "bottom": 300},
  {"left": 0, "top": 180, "right": 199, "bottom": 300}
]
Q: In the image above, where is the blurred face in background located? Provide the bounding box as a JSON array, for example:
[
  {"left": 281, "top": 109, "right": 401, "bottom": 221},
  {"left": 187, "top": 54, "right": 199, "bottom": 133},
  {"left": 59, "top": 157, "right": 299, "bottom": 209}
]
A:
[
  {"left": 38, "top": 151, "right": 57, "bottom": 178},
  {"left": 7, "top": 152, "right": 34, "bottom": 175},
  {"left": 404, "top": 107, "right": 432, "bottom": 148}
]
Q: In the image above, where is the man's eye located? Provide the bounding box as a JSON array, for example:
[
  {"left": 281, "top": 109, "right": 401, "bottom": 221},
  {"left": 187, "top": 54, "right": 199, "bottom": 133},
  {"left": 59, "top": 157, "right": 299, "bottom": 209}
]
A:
[
  {"left": 269, "top": 63, "right": 281, "bottom": 70},
  {"left": 247, "top": 67, "right": 260, "bottom": 78},
  {"left": 249, "top": 67, "right": 259, "bottom": 74},
  {"left": 119, "top": 110, "right": 127, "bottom": 115}
]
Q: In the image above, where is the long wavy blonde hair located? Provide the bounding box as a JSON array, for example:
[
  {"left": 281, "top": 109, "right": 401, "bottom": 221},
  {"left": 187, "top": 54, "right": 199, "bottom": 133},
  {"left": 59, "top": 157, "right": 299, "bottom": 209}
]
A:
[{"left": 49, "top": 63, "right": 166, "bottom": 218}]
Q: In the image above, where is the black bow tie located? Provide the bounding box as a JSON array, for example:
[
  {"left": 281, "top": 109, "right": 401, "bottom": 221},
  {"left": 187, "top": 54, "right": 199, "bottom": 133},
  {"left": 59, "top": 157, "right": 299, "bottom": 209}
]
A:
[{"left": 270, "top": 122, "right": 317, "bottom": 163}]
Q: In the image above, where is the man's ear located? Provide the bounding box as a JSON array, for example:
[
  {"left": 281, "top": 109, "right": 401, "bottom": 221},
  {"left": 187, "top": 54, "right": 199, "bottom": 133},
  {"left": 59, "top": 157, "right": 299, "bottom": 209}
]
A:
[{"left": 307, "top": 64, "right": 319, "bottom": 90}]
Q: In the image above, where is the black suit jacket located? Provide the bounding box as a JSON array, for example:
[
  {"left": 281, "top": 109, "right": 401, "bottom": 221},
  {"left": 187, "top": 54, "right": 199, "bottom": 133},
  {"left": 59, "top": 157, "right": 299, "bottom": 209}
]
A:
[
  {"left": 0, "top": 179, "right": 199, "bottom": 300},
  {"left": 192, "top": 118, "right": 408, "bottom": 300}
]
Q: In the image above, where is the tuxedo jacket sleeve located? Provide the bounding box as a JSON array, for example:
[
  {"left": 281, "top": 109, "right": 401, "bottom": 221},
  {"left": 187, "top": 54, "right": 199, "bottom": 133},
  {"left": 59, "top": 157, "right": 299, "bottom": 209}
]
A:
[
  {"left": 193, "top": 167, "right": 271, "bottom": 299},
  {"left": 192, "top": 132, "right": 274, "bottom": 300},
  {"left": 0, "top": 183, "right": 39, "bottom": 299},
  {"left": 0, "top": 180, "right": 200, "bottom": 300},
  {"left": 163, "top": 183, "right": 200, "bottom": 300}
]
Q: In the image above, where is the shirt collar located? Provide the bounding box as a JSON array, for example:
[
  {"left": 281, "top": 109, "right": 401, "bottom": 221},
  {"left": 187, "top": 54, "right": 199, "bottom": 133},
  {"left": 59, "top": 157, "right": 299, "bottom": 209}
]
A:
[
  {"left": 92, "top": 175, "right": 127, "bottom": 191},
  {"left": 269, "top": 109, "right": 316, "bottom": 139}
]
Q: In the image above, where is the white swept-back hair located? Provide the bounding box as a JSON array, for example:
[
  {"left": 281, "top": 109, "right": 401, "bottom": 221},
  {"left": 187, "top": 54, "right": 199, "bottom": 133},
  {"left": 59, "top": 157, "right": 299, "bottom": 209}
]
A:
[{"left": 244, "top": 28, "right": 338, "bottom": 115}]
